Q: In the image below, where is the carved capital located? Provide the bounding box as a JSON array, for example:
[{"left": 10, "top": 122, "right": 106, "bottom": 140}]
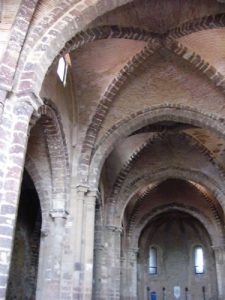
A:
[{"left": 49, "top": 209, "right": 69, "bottom": 219}]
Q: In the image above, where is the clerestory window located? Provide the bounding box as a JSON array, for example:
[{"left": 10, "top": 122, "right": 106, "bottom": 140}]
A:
[{"left": 57, "top": 57, "right": 68, "bottom": 86}]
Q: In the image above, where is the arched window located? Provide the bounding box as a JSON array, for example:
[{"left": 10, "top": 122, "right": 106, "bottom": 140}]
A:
[
  {"left": 57, "top": 57, "right": 68, "bottom": 85},
  {"left": 149, "top": 246, "right": 157, "bottom": 274},
  {"left": 194, "top": 246, "right": 204, "bottom": 274}
]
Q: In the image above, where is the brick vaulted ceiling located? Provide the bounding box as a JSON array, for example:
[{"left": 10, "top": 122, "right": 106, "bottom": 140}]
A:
[
  {"left": 63, "top": 0, "right": 225, "bottom": 223},
  {"left": 1, "top": 1, "right": 225, "bottom": 299},
  {"left": 37, "top": 0, "right": 225, "bottom": 225}
]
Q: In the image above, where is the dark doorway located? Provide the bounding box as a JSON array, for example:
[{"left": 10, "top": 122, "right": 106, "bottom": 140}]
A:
[{"left": 6, "top": 170, "right": 42, "bottom": 300}]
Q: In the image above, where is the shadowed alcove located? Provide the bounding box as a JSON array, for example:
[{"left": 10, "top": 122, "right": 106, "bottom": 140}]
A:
[{"left": 6, "top": 170, "right": 41, "bottom": 300}]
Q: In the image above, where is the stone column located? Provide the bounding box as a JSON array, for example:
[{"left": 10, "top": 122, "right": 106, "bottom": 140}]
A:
[
  {"left": 213, "top": 245, "right": 225, "bottom": 300},
  {"left": 120, "top": 255, "right": 126, "bottom": 300},
  {"left": 80, "top": 190, "right": 97, "bottom": 299},
  {"left": 105, "top": 225, "right": 122, "bottom": 300},
  {"left": 36, "top": 210, "right": 68, "bottom": 300},
  {"left": 0, "top": 95, "right": 40, "bottom": 299},
  {"left": 73, "top": 186, "right": 87, "bottom": 299},
  {"left": 93, "top": 196, "right": 105, "bottom": 300},
  {"left": 122, "top": 247, "right": 139, "bottom": 300}
]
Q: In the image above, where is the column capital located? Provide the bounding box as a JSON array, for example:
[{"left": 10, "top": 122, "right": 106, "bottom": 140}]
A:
[
  {"left": 6, "top": 92, "right": 42, "bottom": 129},
  {"left": 105, "top": 224, "right": 123, "bottom": 233},
  {"left": 212, "top": 244, "right": 225, "bottom": 251},
  {"left": 41, "top": 227, "right": 49, "bottom": 237},
  {"left": 74, "top": 184, "right": 89, "bottom": 193},
  {"left": 86, "top": 189, "right": 99, "bottom": 198},
  {"left": 49, "top": 209, "right": 69, "bottom": 219},
  {"left": 15, "top": 91, "right": 43, "bottom": 112}
]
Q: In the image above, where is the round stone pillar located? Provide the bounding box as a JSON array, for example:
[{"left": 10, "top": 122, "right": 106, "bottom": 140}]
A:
[
  {"left": 122, "top": 247, "right": 139, "bottom": 300},
  {"left": 73, "top": 186, "right": 87, "bottom": 299},
  {"left": 72, "top": 187, "right": 98, "bottom": 300},
  {"left": 80, "top": 190, "right": 97, "bottom": 299},
  {"left": 36, "top": 210, "right": 68, "bottom": 300},
  {"left": 105, "top": 225, "right": 122, "bottom": 300}
]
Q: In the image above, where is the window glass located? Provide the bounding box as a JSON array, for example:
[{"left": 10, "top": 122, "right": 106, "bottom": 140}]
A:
[
  {"left": 194, "top": 246, "right": 204, "bottom": 274},
  {"left": 149, "top": 247, "right": 157, "bottom": 274},
  {"left": 57, "top": 57, "right": 68, "bottom": 85}
]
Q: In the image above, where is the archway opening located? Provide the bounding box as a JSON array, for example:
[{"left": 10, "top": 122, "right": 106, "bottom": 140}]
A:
[{"left": 6, "top": 170, "right": 42, "bottom": 300}]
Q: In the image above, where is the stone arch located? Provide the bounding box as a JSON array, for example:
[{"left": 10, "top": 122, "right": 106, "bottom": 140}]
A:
[
  {"left": 36, "top": 99, "right": 70, "bottom": 213},
  {"left": 89, "top": 105, "right": 225, "bottom": 189}
]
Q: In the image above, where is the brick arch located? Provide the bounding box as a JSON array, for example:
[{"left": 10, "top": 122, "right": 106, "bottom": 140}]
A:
[
  {"left": 44, "top": 12, "right": 225, "bottom": 73},
  {"left": 167, "top": 12, "right": 225, "bottom": 39},
  {"left": 106, "top": 167, "right": 225, "bottom": 227},
  {"left": 14, "top": 8, "right": 225, "bottom": 95},
  {"left": 0, "top": 2, "right": 223, "bottom": 97},
  {"left": 54, "top": 12, "right": 225, "bottom": 63},
  {"left": 128, "top": 204, "right": 223, "bottom": 251},
  {"left": 52, "top": 25, "right": 159, "bottom": 68},
  {"left": 78, "top": 42, "right": 160, "bottom": 175},
  {"left": 126, "top": 181, "right": 225, "bottom": 247},
  {"left": 15, "top": 0, "right": 138, "bottom": 95},
  {"left": 165, "top": 39, "right": 225, "bottom": 89},
  {"left": 80, "top": 43, "right": 224, "bottom": 183},
  {"left": 89, "top": 105, "right": 225, "bottom": 189},
  {"left": 12, "top": 9, "right": 224, "bottom": 94},
  {"left": 0, "top": 0, "right": 39, "bottom": 92},
  {"left": 37, "top": 100, "right": 70, "bottom": 214},
  {"left": 107, "top": 132, "right": 225, "bottom": 205},
  {"left": 105, "top": 133, "right": 225, "bottom": 224},
  {"left": 5, "top": 7, "right": 224, "bottom": 172}
]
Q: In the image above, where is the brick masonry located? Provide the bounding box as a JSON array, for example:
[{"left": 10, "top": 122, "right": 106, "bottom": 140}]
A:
[{"left": 0, "top": 1, "right": 225, "bottom": 300}]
